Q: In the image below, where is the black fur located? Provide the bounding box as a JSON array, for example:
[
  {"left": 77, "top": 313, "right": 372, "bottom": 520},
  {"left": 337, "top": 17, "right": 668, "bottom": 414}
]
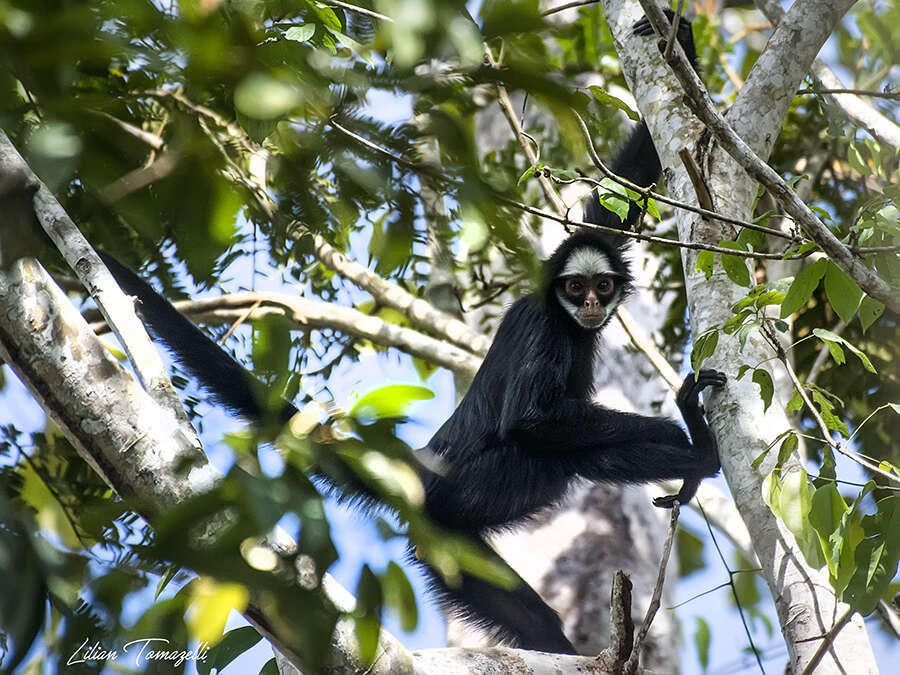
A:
[{"left": 98, "top": 13, "right": 718, "bottom": 657}]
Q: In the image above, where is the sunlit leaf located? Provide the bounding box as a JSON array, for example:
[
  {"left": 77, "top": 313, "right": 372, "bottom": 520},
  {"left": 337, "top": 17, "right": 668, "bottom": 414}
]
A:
[
  {"left": 186, "top": 578, "right": 250, "bottom": 645},
  {"left": 350, "top": 384, "right": 434, "bottom": 421}
]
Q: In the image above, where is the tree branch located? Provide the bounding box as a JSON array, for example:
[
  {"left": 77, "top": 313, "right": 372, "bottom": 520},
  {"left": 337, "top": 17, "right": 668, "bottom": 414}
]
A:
[
  {"left": 634, "top": 0, "right": 899, "bottom": 315},
  {"left": 0, "top": 129, "right": 194, "bottom": 435},
  {"left": 603, "top": 0, "right": 878, "bottom": 669},
  {"left": 90, "top": 291, "right": 481, "bottom": 380},
  {"left": 755, "top": 0, "right": 900, "bottom": 148}
]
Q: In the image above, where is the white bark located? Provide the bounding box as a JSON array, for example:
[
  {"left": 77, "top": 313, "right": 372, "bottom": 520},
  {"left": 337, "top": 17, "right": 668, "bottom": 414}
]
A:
[
  {"left": 602, "top": 1, "right": 877, "bottom": 672},
  {"left": 755, "top": 0, "right": 900, "bottom": 149},
  {"left": 92, "top": 291, "right": 482, "bottom": 380},
  {"left": 0, "top": 129, "right": 192, "bottom": 432}
]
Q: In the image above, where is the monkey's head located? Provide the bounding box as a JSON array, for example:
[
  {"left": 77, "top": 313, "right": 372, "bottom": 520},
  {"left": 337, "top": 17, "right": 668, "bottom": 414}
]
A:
[{"left": 545, "top": 229, "right": 632, "bottom": 331}]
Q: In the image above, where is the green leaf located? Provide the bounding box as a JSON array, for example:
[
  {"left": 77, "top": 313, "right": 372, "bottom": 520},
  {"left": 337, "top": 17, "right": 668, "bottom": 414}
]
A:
[
  {"left": 751, "top": 447, "right": 770, "bottom": 471},
  {"left": 780, "top": 259, "right": 828, "bottom": 317},
  {"left": 736, "top": 318, "right": 761, "bottom": 349},
  {"left": 737, "top": 226, "right": 765, "bottom": 251},
  {"left": 312, "top": 4, "right": 343, "bottom": 30},
  {"left": 776, "top": 433, "right": 798, "bottom": 468},
  {"left": 587, "top": 85, "right": 640, "bottom": 120},
  {"left": 841, "top": 496, "right": 900, "bottom": 615},
  {"left": 848, "top": 143, "right": 870, "bottom": 176},
  {"left": 695, "top": 250, "right": 714, "bottom": 279},
  {"left": 677, "top": 526, "right": 705, "bottom": 577},
  {"left": 382, "top": 562, "right": 418, "bottom": 632},
  {"left": 819, "top": 335, "right": 847, "bottom": 365},
  {"left": 723, "top": 309, "right": 753, "bottom": 335},
  {"left": 717, "top": 241, "right": 752, "bottom": 287},
  {"left": 594, "top": 179, "right": 630, "bottom": 222},
  {"left": 786, "top": 388, "right": 803, "bottom": 413},
  {"left": 690, "top": 329, "right": 719, "bottom": 373},
  {"left": 411, "top": 357, "right": 438, "bottom": 381},
  {"left": 199, "top": 626, "right": 263, "bottom": 675},
  {"left": 632, "top": 191, "right": 660, "bottom": 220},
  {"left": 155, "top": 564, "right": 179, "bottom": 600},
  {"left": 812, "top": 328, "right": 876, "bottom": 373},
  {"left": 260, "top": 657, "right": 279, "bottom": 675},
  {"left": 809, "top": 484, "right": 848, "bottom": 585},
  {"left": 752, "top": 368, "right": 774, "bottom": 412},
  {"left": 823, "top": 261, "right": 862, "bottom": 323},
  {"left": 763, "top": 469, "right": 827, "bottom": 569},
  {"left": 187, "top": 579, "right": 250, "bottom": 646},
  {"left": 694, "top": 616, "right": 711, "bottom": 671},
  {"left": 858, "top": 296, "right": 884, "bottom": 333},
  {"left": 234, "top": 73, "right": 301, "bottom": 119},
  {"left": 284, "top": 24, "right": 316, "bottom": 42},
  {"left": 783, "top": 241, "right": 818, "bottom": 259},
  {"left": 350, "top": 384, "right": 434, "bottom": 421},
  {"left": 810, "top": 389, "right": 850, "bottom": 436},
  {"left": 354, "top": 565, "right": 382, "bottom": 664},
  {"left": 517, "top": 164, "right": 535, "bottom": 186}
]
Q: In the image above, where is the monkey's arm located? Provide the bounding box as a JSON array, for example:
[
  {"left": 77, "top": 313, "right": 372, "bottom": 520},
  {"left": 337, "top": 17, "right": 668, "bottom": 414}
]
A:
[{"left": 506, "top": 370, "right": 724, "bottom": 504}]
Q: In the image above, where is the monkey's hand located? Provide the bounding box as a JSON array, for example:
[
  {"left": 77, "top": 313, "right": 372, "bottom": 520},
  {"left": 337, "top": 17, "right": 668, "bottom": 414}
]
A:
[
  {"left": 676, "top": 369, "right": 727, "bottom": 418},
  {"left": 652, "top": 479, "right": 700, "bottom": 509},
  {"left": 633, "top": 9, "right": 700, "bottom": 73},
  {"left": 653, "top": 369, "right": 726, "bottom": 509}
]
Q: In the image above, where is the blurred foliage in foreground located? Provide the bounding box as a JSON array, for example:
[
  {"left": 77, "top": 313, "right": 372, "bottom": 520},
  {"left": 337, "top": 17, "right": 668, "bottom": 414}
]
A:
[{"left": 0, "top": 0, "right": 897, "bottom": 672}]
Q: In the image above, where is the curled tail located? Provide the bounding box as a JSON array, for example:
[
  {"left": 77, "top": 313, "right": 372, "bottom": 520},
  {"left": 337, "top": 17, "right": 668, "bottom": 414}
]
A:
[{"left": 98, "top": 251, "right": 297, "bottom": 422}]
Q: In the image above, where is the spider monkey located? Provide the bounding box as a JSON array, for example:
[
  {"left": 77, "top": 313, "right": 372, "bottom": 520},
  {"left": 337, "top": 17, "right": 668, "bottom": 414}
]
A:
[{"left": 99, "top": 12, "right": 722, "bottom": 655}]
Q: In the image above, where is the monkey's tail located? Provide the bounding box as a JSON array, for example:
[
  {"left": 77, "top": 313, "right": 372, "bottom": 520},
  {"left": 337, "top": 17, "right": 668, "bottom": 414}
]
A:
[
  {"left": 411, "top": 537, "right": 578, "bottom": 654},
  {"left": 98, "top": 251, "right": 297, "bottom": 423}
]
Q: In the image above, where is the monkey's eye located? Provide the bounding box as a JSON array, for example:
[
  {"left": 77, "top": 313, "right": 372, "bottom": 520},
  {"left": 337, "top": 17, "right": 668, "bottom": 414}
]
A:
[
  {"left": 565, "top": 278, "right": 585, "bottom": 295},
  {"left": 597, "top": 278, "right": 615, "bottom": 296}
]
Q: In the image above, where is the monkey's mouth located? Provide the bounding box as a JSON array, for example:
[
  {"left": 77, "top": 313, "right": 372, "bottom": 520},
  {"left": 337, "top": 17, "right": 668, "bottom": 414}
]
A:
[{"left": 578, "top": 311, "right": 606, "bottom": 329}]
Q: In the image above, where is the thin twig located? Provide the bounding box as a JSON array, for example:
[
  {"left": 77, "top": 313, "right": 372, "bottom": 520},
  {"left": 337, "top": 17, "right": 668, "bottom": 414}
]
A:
[
  {"left": 574, "top": 110, "right": 796, "bottom": 241},
  {"left": 329, "top": 108, "right": 900, "bottom": 259},
  {"left": 483, "top": 43, "right": 568, "bottom": 217},
  {"left": 617, "top": 310, "right": 681, "bottom": 391},
  {"left": 623, "top": 502, "right": 680, "bottom": 675},
  {"left": 797, "top": 87, "right": 900, "bottom": 100},
  {"left": 699, "top": 502, "right": 766, "bottom": 675},
  {"left": 541, "top": 0, "right": 602, "bottom": 17},
  {"left": 321, "top": 0, "right": 393, "bottom": 23},
  {"left": 662, "top": 1, "right": 686, "bottom": 63},
  {"left": 678, "top": 147, "right": 715, "bottom": 213},
  {"left": 89, "top": 110, "right": 165, "bottom": 150},
  {"left": 219, "top": 298, "right": 262, "bottom": 344},
  {"left": 798, "top": 607, "right": 854, "bottom": 675}
]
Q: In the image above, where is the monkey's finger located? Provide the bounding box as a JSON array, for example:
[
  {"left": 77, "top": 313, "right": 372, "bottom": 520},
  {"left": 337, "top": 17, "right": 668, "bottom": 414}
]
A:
[
  {"left": 632, "top": 17, "right": 654, "bottom": 36},
  {"left": 652, "top": 494, "right": 679, "bottom": 508}
]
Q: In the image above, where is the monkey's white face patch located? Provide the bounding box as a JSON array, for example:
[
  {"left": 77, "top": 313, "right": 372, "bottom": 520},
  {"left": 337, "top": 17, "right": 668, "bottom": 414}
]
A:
[{"left": 558, "top": 247, "right": 613, "bottom": 279}]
